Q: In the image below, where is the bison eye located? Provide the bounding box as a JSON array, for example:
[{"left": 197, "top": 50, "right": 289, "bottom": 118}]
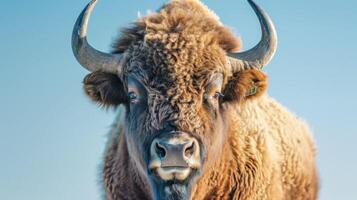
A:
[
  {"left": 128, "top": 92, "right": 138, "bottom": 104},
  {"left": 213, "top": 92, "right": 224, "bottom": 99},
  {"left": 204, "top": 92, "right": 224, "bottom": 102}
]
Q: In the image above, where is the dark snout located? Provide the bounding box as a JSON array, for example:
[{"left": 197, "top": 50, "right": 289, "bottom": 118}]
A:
[
  {"left": 154, "top": 138, "right": 196, "bottom": 167},
  {"left": 149, "top": 132, "right": 201, "bottom": 181}
]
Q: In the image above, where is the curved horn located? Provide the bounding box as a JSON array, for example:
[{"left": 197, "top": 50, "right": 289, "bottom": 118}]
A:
[
  {"left": 228, "top": 0, "right": 277, "bottom": 71},
  {"left": 72, "top": 0, "right": 122, "bottom": 73}
]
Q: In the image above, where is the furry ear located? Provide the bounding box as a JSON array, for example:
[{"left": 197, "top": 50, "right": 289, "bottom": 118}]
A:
[
  {"left": 83, "top": 72, "right": 127, "bottom": 107},
  {"left": 223, "top": 69, "right": 268, "bottom": 103}
]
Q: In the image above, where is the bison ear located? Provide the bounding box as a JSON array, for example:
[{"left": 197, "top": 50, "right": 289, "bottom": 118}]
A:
[
  {"left": 83, "top": 72, "right": 127, "bottom": 107},
  {"left": 223, "top": 69, "right": 268, "bottom": 103}
]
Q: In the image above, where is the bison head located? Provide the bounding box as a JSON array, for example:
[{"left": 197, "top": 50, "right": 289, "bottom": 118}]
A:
[{"left": 72, "top": 0, "right": 276, "bottom": 199}]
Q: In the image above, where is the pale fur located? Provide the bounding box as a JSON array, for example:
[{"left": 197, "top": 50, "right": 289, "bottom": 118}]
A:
[{"left": 190, "top": 95, "right": 317, "bottom": 199}]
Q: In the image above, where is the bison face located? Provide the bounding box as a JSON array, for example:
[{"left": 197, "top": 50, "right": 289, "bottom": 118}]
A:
[{"left": 124, "top": 71, "right": 228, "bottom": 199}]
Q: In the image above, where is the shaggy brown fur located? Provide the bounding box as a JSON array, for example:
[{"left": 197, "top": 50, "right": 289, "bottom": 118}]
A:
[
  {"left": 82, "top": 0, "right": 318, "bottom": 199},
  {"left": 83, "top": 72, "right": 127, "bottom": 107},
  {"left": 223, "top": 69, "right": 268, "bottom": 103}
]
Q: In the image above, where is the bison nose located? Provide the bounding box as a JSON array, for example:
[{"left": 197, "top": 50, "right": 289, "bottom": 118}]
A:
[
  {"left": 149, "top": 133, "right": 201, "bottom": 180},
  {"left": 154, "top": 140, "right": 196, "bottom": 167}
]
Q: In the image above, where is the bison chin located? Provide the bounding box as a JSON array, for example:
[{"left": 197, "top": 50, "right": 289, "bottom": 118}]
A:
[
  {"left": 150, "top": 178, "right": 198, "bottom": 200},
  {"left": 148, "top": 165, "right": 200, "bottom": 200}
]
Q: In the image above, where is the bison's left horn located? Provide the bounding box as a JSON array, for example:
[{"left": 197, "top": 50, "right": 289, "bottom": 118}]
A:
[
  {"left": 72, "top": 0, "right": 122, "bottom": 73},
  {"left": 228, "top": 0, "right": 277, "bottom": 71}
]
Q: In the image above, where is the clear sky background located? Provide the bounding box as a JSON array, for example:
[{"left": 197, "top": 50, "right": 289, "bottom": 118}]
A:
[{"left": 0, "top": 0, "right": 356, "bottom": 199}]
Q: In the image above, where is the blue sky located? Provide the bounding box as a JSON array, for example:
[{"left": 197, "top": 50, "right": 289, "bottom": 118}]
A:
[{"left": 0, "top": 0, "right": 356, "bottom": 199}]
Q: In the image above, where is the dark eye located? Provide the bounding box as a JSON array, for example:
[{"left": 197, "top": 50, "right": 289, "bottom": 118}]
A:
[
  {"left": 213, "top": 92, "right": 224, "bottom": 100},
  {"left": 128, "top": 92, "right": 138, "bottom": 104},
  {"left": 204, "top": 92, "right": 223, "bottom": 101}
]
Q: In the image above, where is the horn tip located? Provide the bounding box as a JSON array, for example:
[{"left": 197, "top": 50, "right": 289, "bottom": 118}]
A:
[
  {"left": 246, "top": 0, "right": 261, "bottom": 13},
  {"left": 247, "top": 0, "right": 256, "bottom": 6}
]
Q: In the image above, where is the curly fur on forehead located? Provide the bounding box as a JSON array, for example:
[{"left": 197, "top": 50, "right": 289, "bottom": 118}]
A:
[
  {"left": 112, "top": 0, "right": 241, "bottom": 104},
  {"left": 113, "top": 0, "right": 240, "bottom": 54}
]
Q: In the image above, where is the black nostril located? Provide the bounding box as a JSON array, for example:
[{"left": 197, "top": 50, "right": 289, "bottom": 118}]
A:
[
  {"left": 184, "top": 141, "right": 195, "bottom": 158},
  {"left": 155, "top": 142, "right": 166, "bottom": 159}
]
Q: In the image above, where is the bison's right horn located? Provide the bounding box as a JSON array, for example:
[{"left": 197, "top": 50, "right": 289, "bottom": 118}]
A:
[
  {"left": 228, "top": 0, "right": 277, "bottom": 72},
  {"left": 72, "top": 0, "right": 122, "bottom": 74}
]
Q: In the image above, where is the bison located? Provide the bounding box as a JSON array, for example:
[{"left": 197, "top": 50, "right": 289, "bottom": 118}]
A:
[{"left": 71, "top": 0, "right": 318, "bottom": 199}]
